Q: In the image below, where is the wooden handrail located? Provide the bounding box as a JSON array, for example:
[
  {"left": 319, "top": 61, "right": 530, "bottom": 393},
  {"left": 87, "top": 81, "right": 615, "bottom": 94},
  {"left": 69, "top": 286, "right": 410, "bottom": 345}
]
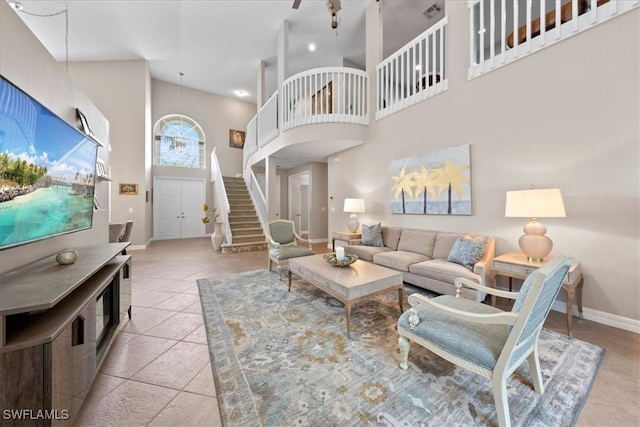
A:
[{"left": 506, "top": 0, "right": 610, "bottom": 48}]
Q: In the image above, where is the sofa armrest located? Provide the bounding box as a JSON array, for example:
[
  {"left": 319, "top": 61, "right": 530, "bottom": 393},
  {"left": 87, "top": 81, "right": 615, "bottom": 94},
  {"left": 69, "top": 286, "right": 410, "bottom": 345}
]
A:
[{"left": 473, "top": 237, "right": 495, "bottom": 285}]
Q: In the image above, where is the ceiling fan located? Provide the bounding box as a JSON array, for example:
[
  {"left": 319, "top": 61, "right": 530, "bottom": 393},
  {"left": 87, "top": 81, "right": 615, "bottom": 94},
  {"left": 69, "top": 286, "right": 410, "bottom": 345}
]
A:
[
  {"left": 292, "top": 0, "right": 342, "bottom": 28},
  {"left": 292, "top": 0, "right": 341, "bottom": 12}
]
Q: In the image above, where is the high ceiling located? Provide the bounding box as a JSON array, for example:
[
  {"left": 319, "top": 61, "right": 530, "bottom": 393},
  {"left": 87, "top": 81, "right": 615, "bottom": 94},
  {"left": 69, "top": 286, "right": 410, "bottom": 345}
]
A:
[{"left": 9, "top": 0, "right": 445, "bottom": 103}]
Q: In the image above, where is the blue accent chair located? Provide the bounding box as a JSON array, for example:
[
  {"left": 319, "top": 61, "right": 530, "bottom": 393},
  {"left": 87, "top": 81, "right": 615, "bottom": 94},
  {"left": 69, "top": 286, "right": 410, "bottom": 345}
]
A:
[
  {"left": 398, "top": 255, "right": 573, "bottom": 427},
  {"left": 266, "top": 220, "right": 314, "bottom": 280}
]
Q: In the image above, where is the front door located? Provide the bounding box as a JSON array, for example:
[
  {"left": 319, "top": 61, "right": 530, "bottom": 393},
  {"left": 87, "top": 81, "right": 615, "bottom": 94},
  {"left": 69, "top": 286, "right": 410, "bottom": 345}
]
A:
[{"left": 153, "top": 177, "right": 205, "bottom": 240}]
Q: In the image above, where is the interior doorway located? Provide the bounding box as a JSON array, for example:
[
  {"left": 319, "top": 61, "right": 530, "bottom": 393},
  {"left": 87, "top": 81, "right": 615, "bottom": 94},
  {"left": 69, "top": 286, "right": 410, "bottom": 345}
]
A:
[
  {"left": 288, "top": 171, "right": 309, "bottom": 236},
  {"left": 153, "top": 177, "right": 205, "bottom": 240}
]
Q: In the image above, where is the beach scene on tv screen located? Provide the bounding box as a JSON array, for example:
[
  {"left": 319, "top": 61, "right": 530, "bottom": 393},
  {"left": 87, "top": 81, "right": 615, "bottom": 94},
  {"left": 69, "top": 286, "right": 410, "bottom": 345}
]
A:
[{"left": 0, "top": 77, "right": 98, "bottom": 250}]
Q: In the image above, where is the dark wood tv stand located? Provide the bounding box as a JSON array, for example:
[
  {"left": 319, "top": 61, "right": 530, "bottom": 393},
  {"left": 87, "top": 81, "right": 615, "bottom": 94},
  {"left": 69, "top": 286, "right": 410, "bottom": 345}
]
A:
[{"left": 0, "top": 243, "right": 132, "bottom": 426}]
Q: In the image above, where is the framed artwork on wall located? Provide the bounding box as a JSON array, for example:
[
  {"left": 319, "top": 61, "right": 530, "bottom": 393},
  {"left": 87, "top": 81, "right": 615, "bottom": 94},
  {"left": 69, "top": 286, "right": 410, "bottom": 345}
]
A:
[
  {"left": 229, "top": 129, "right": 245, "bottom": 148},
  {"left": 75, "top": 108, "right": 104, "bottom": 146},
  {"left": 119, "top": 183, "right": 138, "bottom": 195},
  {"left": 389, "top": 144, "right": 472, "bottom": 215}
]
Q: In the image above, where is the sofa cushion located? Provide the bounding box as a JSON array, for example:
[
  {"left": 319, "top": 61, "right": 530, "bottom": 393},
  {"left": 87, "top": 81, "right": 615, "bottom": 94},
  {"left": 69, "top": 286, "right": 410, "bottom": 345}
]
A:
[
  {"left": 396, "top": 229, "right": 437, "bottom": 257},
  {"left": 382, "top": 226, "right": 403, "bottom": 250},
  {"left": 447, "top": 234, "right": 489, "bottom": 270},
  {"left": 432, "top": 233, "right": 463, "bottom": 259},
  {"left": 373, "top": 251, "right": 430, "bottom": 272},
  {"left": 344, "top": 245, "right": 391, "bottom": 262},
  {"left": 409, "top": 259, "right": 481, "bottom": 283},
  {"left": 361, "top": 222, "right": 383, "bottom": 247},
  {"left": 398, "top": 295, "right": 508, "bottom": 371}
]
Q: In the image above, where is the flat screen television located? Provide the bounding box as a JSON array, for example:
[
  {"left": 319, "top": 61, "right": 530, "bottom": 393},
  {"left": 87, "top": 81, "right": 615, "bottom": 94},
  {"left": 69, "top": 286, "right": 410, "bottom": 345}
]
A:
[{"left": 0, "top": 75, "right": 100, "bottom": 250}]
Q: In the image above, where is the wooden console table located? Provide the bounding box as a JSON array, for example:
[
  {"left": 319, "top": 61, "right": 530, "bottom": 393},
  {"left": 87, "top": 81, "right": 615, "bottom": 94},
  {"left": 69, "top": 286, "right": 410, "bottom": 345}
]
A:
[
  {"left": 0, "top": 243, "right": 131, "bottom": 426},
  {"left": 491, "top": 252, "right": 583, "bottom": 338}
]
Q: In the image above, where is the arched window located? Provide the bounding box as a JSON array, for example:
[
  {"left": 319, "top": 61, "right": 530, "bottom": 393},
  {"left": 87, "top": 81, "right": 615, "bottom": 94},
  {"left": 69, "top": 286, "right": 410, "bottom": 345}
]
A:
[{"left": 153, "top": 114, "right": 206, "bottom": 168}]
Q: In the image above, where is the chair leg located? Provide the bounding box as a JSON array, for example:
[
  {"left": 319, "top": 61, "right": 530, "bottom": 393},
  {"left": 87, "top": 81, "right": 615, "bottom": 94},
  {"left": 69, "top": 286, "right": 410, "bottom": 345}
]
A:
[
  {"left": 492, "top": 375, "right": 511, "bottom": 427},
  {"left": 527, "top": 348, "right": 545, "bottom": 394},
  {"left": 277, "top": 265, "right": 283, "bottom": 281},
  {"left": 398, "top": 336, "right": 411, "bottom": 370}
]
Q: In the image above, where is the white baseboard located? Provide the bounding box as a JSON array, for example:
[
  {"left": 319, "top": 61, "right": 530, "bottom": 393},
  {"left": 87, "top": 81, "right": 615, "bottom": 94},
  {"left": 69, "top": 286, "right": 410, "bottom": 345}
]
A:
[
  {"left": 551, "top": 301, "right": 640, "bottom": 334},
  {"left": 310, "top": 238, "right": 328, "bottom": 244}
]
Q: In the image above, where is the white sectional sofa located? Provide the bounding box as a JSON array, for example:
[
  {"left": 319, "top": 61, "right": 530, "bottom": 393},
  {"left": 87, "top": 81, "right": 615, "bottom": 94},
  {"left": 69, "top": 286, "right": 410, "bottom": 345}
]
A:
[{"left": 343, "top": 226, "right": 495, "bottom": 302}]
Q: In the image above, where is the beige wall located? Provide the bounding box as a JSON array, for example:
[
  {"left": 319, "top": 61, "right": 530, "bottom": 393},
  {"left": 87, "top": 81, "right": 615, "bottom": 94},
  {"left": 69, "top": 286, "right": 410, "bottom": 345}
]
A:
[
  {"left": 0, "top": 2, "right": 110, "bottom": 274},
  {"left": 328, "top": 3, "right": 639, "bottom": 322},
  {"left": 67, "top": 60, "right": 151, "bottom": 246}
]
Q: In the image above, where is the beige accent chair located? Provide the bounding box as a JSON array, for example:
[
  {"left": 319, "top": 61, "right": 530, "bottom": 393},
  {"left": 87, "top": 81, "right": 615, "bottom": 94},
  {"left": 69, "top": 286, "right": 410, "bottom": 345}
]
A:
[
  {"left": 398, "top": 255, "right": 573, "bottom": 427},
  {"left": 266, "top": 220, "right": 314, "bottom": 280}
]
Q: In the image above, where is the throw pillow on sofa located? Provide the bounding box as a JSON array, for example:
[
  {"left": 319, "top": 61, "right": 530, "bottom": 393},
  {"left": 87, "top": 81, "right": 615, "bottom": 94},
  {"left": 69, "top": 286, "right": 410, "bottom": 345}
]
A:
[
  {"left": 447, "top": 234, "right": 489, "bottom": 270},
  {"left": 361, "top": 223, "right": 384, "bottom": 247}
]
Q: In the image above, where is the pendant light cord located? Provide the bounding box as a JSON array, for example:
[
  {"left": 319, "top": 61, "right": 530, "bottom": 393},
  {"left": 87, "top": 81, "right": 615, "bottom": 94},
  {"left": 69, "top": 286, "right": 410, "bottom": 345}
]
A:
[{"left": 17, "top": 6, "right": 69, "bottom": 71}]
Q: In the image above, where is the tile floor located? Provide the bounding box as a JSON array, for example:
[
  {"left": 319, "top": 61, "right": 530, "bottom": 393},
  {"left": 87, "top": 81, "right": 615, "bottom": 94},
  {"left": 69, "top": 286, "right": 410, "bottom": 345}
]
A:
[{"left": 73, "top": 237, "right": 639, "bottom": 426}]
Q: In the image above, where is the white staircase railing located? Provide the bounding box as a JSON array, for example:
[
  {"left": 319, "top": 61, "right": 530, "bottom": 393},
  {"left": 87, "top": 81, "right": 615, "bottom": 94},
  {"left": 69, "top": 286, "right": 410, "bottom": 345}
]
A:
[
  {"left": 281, "top": 67, "right": 369, "bottom": 131},
  {"left": 376, "top": 17, "right": 449, "bottom": 120},
  {"left": 244, "top": 168, "right": 267, "bottom": 235},
  {"left": 211, "top": 147, "right": 232, "bottom": 244},
  {"left": 468, "top": 0, "right": 639, "bottom": 79}
]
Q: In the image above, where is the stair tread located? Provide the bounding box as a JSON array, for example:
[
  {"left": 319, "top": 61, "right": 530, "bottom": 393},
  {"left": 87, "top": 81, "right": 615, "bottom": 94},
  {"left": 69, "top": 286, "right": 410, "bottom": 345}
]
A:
[{"left": 221, "top": 177, "right": 267, "bottom": 252}]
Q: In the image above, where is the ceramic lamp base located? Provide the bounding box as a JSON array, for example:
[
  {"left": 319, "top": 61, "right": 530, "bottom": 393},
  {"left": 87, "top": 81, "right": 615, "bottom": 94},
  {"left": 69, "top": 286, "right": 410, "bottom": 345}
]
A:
[
  {"left": 519, "top": 220, "right": 552, "bottom": 262},
  {"left": 347, "top": 213, "right": 359, "bottom": 233}
]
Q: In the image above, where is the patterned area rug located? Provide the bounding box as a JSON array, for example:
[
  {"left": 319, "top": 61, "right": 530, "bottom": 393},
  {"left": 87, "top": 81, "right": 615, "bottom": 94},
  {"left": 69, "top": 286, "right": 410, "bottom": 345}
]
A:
[{"left": 197, "top": 269, "right": 604, "bottom": 426}]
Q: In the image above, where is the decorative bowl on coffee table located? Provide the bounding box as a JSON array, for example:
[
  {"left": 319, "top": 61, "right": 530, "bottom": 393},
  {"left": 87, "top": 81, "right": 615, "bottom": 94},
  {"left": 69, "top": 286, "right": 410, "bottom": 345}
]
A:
[{"left": 323, "top": 252, "right": 358, "bottom": 267}]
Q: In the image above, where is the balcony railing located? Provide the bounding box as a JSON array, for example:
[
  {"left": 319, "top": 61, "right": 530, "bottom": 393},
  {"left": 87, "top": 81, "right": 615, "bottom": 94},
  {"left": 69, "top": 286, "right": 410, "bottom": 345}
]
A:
[
  {"left": 281, "top": 67, "right": 369, "bottom": 131},
  {"left": 245, "top": 66, "right": 369, "bottom": 164},
  {"left": 376, "top": 17, "right": 449, "bottom": 120},
  {"left": 243, "top": 115, "right": 257, "bottom": 170},
  {"left": 468, "top": 0, "right": 639, "bottom": 79},
  {"left": 258, "top": 91, "right": 279, "bottom": 148}
]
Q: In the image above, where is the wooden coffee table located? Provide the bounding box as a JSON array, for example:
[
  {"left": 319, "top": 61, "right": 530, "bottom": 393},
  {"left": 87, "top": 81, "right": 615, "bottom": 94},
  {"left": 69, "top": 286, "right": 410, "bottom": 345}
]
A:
[{"left": 288, "top": 254, "right": 404, "bottom": 338}]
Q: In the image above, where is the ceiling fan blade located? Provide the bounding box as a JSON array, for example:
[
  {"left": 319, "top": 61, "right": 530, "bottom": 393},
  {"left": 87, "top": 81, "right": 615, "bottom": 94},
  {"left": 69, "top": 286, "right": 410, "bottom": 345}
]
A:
[
  {"left": 329, "top": 0, "right": 341, "bottom": 13},
  {"left": 292, "top": 0, "right": 301, "bottom": 9}
]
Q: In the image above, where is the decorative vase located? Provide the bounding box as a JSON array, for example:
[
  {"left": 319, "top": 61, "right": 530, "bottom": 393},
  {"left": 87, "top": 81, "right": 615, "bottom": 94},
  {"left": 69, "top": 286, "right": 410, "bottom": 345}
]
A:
[{"left": 211, "top": 222, "right": 224, "bottom": 251}]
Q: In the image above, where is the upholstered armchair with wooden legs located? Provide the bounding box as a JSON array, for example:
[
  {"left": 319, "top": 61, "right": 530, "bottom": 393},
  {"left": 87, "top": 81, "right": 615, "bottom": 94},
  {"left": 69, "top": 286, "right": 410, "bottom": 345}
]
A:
[
  {"left": 397, "top": 255, "right": 573, "bottom": 427},
  {"left": 265, "top": 220, "right": 314, "bottom": 280}
]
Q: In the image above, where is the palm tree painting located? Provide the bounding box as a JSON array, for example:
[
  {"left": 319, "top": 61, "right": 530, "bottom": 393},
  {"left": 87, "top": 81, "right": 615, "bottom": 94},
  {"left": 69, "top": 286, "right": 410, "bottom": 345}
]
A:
[{"left": 389, "top": 144, "right": 471, "bottom": 215}]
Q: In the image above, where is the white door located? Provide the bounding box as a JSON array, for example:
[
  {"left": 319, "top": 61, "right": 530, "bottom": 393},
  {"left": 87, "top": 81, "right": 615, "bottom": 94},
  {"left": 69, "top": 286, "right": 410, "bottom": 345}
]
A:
[
  {"left": 154, "top": 177, "right": 205, "bottom": 240},
  {"left": 288, "top": 172, "right": 309, "bottom": 234}
]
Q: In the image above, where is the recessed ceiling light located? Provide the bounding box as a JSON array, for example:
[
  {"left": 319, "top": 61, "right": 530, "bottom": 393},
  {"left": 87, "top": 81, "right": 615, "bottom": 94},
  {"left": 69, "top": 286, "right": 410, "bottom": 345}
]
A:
[
  {"left": 308, "top": 43, "right": 316, "bottom": 52},
  {"left": 8, "top": 1, "right": 24, "bottom": 10},
  {"left": 234, "top": 90, "right": 248, "bottom": 97}
]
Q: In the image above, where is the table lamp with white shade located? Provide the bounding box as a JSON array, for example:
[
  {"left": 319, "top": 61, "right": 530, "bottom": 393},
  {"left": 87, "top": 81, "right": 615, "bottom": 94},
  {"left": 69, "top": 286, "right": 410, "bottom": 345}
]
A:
[
  {"left": 343, "top": 198, "right": 365, "bottom": 233},
  {"left": 505, "top": 188, "right": 566, "bottom": 262}
]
